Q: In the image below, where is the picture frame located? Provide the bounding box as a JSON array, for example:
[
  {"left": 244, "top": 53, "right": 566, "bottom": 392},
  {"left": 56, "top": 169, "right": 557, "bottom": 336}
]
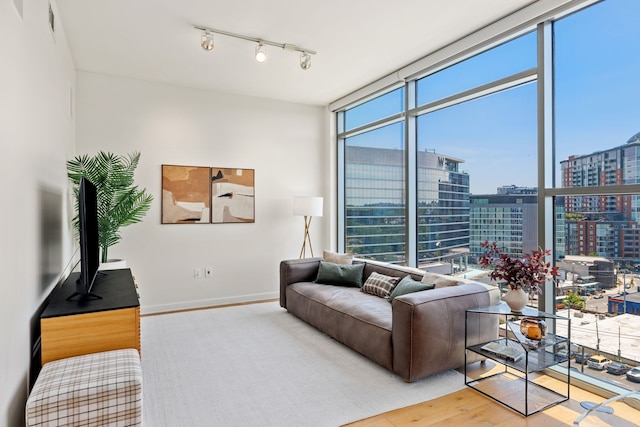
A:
[{"left": 161, "top": 165, "right": 211, "bottom": 224}]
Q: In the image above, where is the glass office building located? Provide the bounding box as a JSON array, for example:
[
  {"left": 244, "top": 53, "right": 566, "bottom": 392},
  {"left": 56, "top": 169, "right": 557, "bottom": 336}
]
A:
[
  {"left": 345, "top": 146, "right": 470, "bottom": 268},
  {"left": 417, "top": 151, "right": 470, "bottom": 270},
  {"left": 469, "top": 194, "right": 537, "bottom": 260}
]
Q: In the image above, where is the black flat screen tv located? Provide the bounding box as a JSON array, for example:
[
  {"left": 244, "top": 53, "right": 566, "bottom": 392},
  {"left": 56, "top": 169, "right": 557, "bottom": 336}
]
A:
[{"left": 68, "top": 177, "right": 101, "bottom": 300}]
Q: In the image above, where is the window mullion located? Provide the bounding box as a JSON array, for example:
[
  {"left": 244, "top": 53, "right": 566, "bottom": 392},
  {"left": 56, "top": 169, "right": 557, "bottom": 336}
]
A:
[
  {"left": 406, "top": 80, "right": 417, "bottom": 267},
  {"left": 539, "top": 20, "right": 554, "bottom": 313}
]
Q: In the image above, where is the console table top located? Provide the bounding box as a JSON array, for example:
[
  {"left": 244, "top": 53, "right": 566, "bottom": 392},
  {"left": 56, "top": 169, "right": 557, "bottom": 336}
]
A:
[{"left": 42, "top": 268, "right": 139, "bottom": 318}]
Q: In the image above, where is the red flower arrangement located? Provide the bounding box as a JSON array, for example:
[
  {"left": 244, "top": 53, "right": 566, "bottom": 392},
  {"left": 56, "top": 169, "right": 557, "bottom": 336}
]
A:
[{"left": 478, "top": 240, "right": 559, "bottom": 294}]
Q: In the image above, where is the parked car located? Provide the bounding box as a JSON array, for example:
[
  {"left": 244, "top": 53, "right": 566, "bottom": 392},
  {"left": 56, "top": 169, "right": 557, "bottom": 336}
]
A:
[
  {"left": 556, "top": 349, "right": 576, "bottom": 363},
  {"left": 587, "top": 355, "right": 613, "bottom": 370},
  {"left": 575, "top": 352, "right": 593, "bottom": 364},
  {"left": 606, "top": 361, "right": 630, "bottom": 375},
  {"left": 626, "top": 367, "right": 640, "bottom": 382},
  {"left": 593, "top": 293, "right": 604, "bottom": 299}
]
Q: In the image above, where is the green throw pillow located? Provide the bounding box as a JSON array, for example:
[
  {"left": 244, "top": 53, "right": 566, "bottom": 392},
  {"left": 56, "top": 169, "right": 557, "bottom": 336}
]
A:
[
  {"left": 315, "top": 261, "right": 365, "bottom": 288},
  {"left": 388, "top": 275, "right": 435, "bottom": 302}
]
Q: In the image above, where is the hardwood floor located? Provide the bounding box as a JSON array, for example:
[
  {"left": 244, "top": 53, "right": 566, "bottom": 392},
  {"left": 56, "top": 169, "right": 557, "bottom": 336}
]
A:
[
  {"left": 345, "top": 362, "right": 640, "bottom": 427},
  {"left": 344, "top": 386, "right": 640, "bottom": 427}
]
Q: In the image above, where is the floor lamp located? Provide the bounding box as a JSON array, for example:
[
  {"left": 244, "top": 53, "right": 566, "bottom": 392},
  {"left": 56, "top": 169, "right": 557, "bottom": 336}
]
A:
[{"left": 293, "top": 196, "right": 323, "bottom": 258}]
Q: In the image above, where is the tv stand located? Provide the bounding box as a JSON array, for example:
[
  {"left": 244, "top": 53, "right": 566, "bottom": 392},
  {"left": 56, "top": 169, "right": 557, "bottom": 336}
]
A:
[{"left": 41, "top": 268, "right": 140, "bottom": 365}]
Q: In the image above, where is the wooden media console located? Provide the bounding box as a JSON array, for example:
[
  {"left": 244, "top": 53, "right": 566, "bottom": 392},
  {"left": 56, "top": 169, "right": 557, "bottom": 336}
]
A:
[{"left": 40, "top": 268, "right": 140, "bottom": 365}]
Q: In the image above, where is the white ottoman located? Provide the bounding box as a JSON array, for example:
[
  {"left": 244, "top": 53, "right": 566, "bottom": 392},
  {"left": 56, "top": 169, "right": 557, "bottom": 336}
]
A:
[{"left": 26, "top": 348, "right": 142, "bottom": 427}]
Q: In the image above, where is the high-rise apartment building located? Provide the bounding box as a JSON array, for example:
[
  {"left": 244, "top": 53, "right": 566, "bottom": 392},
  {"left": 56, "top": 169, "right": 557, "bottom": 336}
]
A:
[{"left": 560, "top": 132, "right": 640, "bottom": 262}]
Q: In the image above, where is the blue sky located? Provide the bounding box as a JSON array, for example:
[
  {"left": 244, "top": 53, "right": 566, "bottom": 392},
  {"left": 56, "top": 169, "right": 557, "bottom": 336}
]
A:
[
  {"left": 554, "top": 0, "right": 640, "bottom": 162},
  {"left": 345, "top": 0, "right": 639, "bottom": 195}
]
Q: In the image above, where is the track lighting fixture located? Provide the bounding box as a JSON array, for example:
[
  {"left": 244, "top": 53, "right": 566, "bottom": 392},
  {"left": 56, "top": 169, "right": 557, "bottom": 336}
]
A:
[
  {"left": 255, "top": 42, "right": 267, "bottom": 63},
  {"left": 300, "top": 52, "right": 311, "bottom": 70},
  {"left": 200, "top": 31, "right": 214, "bottom": 51},
  {"left": 195, "top": 26, "right": 316, "bottom": 70}
]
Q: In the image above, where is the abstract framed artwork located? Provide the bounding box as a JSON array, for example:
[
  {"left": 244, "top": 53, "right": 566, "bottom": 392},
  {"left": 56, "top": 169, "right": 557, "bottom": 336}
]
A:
[
  {"left": 162, "top": 165, "right": 211, "bottom": 224},
  {"left": 211, "top": 168, "right": 255, "bottom": 223},
  {"left": 161, "top": 165, "right": 255, "bottom": 224}
]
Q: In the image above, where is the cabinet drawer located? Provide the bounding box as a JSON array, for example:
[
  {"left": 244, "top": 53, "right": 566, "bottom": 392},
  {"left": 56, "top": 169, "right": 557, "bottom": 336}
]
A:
[{"left": 41, "top": 307, "right": 140, "bottom": 365}]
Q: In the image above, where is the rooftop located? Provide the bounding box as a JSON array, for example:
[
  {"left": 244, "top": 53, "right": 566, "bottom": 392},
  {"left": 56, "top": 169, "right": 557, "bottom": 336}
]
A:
[{"left": 555, "top": 310, "right": 640, "bottom": 363}]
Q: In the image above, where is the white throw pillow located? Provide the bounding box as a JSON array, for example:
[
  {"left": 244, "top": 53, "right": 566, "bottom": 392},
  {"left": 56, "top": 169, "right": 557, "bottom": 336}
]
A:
[
  {"left": 323, "top": 250, "right": 354, "bottom": 265},
  {"left": 421, "top": 272, "right": 460, "bottom": 288}
]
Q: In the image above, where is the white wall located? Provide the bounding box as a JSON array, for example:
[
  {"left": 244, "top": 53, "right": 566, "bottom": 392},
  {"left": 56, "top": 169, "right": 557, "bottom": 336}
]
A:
[
  {"left": 1, "top": 2, "right": 328, "bottom": 421},
  {"left": 0, "top": 0, "right": 77, "bottom": 425},
  {"left": 76, "top": 72, "right": 330, "bottom": 314}
]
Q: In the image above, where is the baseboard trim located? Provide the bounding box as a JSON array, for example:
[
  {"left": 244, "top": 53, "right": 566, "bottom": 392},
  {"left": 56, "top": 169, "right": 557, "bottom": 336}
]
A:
[{"left": 140, "top": 292, "right": 279, "bottom": 316}]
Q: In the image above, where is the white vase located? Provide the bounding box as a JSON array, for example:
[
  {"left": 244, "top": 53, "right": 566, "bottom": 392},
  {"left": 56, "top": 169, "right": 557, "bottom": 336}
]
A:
[{"left": 504, "top": 288, "right": 527, "bottom": 312}]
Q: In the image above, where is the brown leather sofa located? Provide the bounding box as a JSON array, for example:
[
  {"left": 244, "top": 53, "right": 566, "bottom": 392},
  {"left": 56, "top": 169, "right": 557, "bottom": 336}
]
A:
[{"left": 280, "top": 257, "right": 500, "bottom": 382}]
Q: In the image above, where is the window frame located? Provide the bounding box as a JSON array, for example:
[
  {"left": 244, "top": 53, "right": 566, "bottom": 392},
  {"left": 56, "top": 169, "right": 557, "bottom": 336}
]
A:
[{"left": 335, "top": 0, "right": 640, "bottom": 399}]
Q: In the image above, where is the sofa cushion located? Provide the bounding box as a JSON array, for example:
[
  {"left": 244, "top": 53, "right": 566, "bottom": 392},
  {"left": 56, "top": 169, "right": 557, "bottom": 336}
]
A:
[
  {"left": 422, "top": 271, "right": 460, "bottom": 288},
  {"left": 286, "top": 282, "right": 394, "bottom": 370},
  {"left": 389, "top": 275, "right": 434, "bottom": 302},
  {"left": 315, "top": 261, "right": 364, "bottom": 287},
  {"left": 361, "top": 271, "right": 400, "bottom": 298},
  {"left": 323, "top": 250, "right": 354, "bottom": 265}
]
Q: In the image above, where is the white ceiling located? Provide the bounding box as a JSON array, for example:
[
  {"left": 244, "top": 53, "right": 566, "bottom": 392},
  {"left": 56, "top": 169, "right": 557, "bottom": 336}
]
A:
[{"left": 56, "top": 0, "right": 536, "bottom": 106}]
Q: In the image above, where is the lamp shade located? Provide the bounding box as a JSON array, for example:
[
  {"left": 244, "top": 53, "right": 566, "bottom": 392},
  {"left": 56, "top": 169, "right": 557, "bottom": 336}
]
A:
[{"left": 293, "top": 196, "right": 323, "bottom": 217}]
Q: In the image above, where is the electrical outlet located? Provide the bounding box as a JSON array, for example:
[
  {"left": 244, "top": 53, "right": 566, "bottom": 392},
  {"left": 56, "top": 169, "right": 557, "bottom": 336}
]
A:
[
  {"left": 194, "top": 268, "right": 202, "bottom": 278},
  {"left": 205, "top": 267, "right": 213, "bottom": 278}
]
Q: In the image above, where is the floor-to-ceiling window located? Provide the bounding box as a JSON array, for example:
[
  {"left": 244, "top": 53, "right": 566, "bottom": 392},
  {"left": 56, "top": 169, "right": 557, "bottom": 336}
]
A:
[
  {"left": 339, "top": 31, "right": 538, "bottom": 269},
  {"left": 342, "top": 88, "right": 406, "bottom": 263},
  {"left": 416, "top": 71, "right": 537, "bottom": 271},
  {"left": 549, "top": 0, "right": 640, "bottom": 385},
  {"left": 336, "top": 0, "right": 640, "bottom": 392}
]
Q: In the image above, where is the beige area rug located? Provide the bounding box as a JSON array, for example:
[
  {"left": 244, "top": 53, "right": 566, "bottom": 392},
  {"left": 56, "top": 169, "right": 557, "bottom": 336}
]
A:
[{"left": 141, "top": 301, "right": 465, "bottom": 426}]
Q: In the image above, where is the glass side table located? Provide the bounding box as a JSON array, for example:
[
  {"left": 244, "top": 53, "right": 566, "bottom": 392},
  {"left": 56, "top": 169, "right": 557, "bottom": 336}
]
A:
[{"left": 465, "top": 303, "right": 571, "bottom": 416}]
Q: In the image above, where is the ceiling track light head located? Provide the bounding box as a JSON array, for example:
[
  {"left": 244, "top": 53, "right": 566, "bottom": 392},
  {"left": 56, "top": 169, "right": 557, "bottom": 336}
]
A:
[
  {"left": 201, "top": 30, "right": 214, "bottom": 51},
  {"left": 300, "top": 52, "right": 312, "bottom": 70},
  {"left": 255, "top": 42, "right": 267, "bottom": 63}
]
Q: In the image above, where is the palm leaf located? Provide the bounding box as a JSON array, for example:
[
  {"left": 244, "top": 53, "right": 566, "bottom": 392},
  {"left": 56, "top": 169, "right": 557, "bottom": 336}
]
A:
[{"left": 67, "top": 151, "right": 153, "bottom": 262}]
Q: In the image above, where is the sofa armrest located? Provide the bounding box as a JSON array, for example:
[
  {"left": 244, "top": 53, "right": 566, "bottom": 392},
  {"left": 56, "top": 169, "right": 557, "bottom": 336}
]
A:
[
  {"left": 279, "top": 258, "right": 321, "bottom": 308},
  {"left": 391, "top": 283, "right": 499, "bottom": 382}
]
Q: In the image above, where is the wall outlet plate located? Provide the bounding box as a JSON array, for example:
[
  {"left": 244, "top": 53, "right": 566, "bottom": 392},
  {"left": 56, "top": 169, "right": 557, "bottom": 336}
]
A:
[
  {"left": 194, "top": 268, "right": 202, "bottom": 278},
  {"left": 205, "top": 267, "right": 213, "bottom": 278}
]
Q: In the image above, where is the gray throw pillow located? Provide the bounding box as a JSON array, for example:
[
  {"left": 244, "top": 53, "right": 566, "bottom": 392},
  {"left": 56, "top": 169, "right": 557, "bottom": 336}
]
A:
[
  {"left": 388, "top": 275, "right": 435, "bottom": 302},
  {"left": 315, "top": 261, "right": 364, "bottom": 287}
]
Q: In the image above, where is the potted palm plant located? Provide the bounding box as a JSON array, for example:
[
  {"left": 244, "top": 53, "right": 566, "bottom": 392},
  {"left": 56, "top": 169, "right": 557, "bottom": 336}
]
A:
[{"left": 67, "top": 151, "right": 153, "bottom": 265}]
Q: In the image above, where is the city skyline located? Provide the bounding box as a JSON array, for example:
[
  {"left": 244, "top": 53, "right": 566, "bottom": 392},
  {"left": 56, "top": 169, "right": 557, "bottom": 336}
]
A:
[
  {"left": 340, "top": 0, "right": 640, "bottom": 378},
  {"left": 344, "top": 0, "right": 639, "bottom": 195}
]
